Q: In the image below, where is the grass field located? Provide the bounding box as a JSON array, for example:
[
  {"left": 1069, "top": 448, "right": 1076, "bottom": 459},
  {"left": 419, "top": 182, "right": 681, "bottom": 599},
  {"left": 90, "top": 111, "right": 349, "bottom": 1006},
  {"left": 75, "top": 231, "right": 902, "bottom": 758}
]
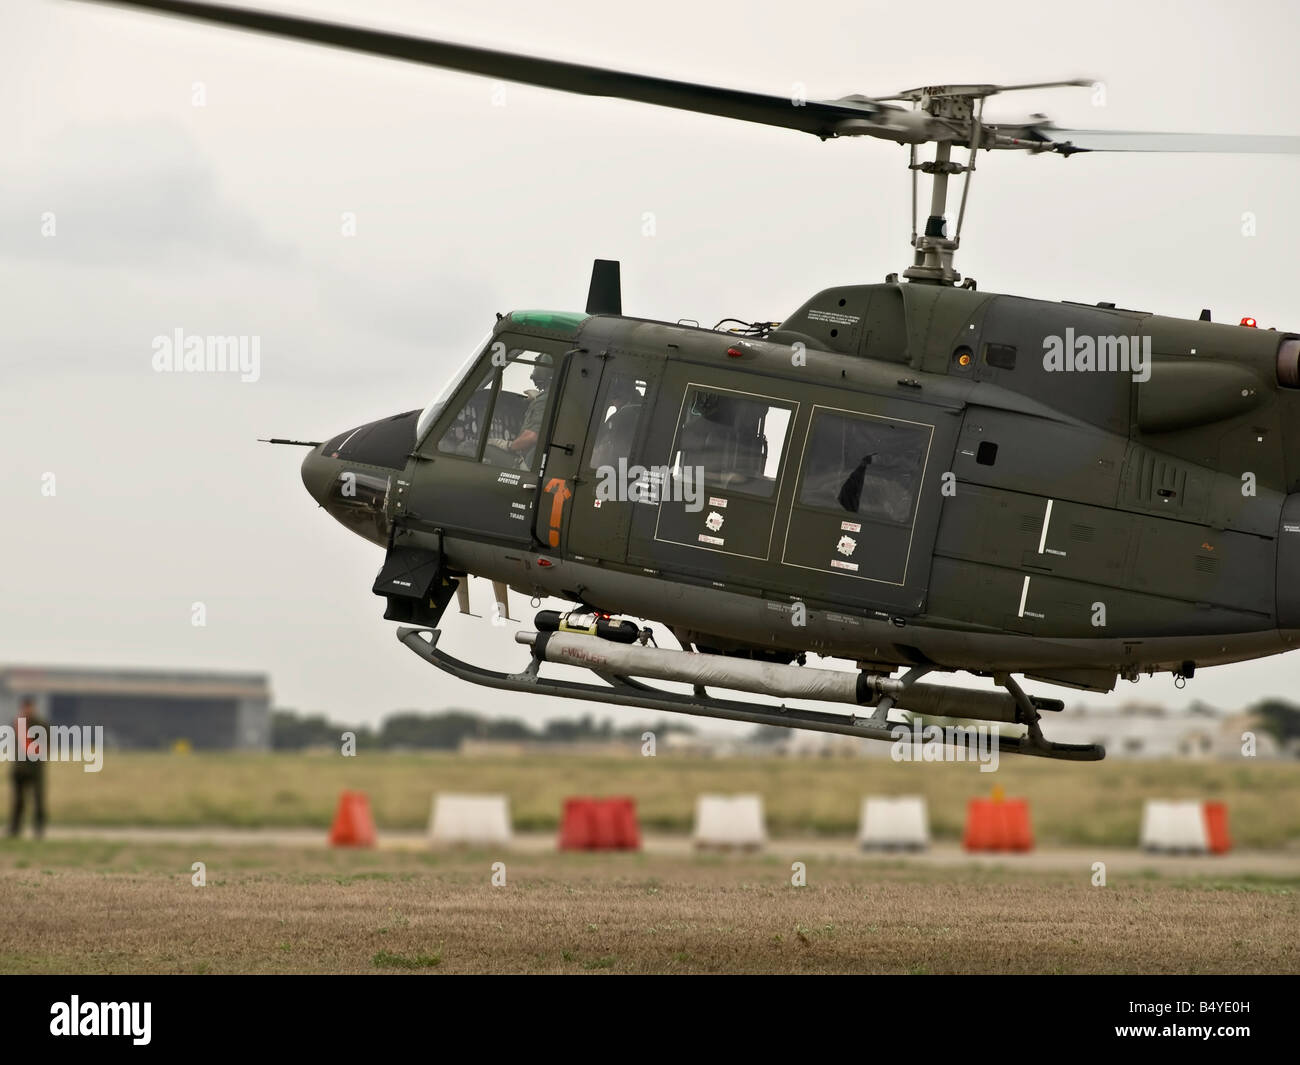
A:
[
  {"left": 0, "top": 839, "right": 1295, "bottom": 974},
  {"left": 38, "top": 752, "right": 1300, "bottom": 847}
]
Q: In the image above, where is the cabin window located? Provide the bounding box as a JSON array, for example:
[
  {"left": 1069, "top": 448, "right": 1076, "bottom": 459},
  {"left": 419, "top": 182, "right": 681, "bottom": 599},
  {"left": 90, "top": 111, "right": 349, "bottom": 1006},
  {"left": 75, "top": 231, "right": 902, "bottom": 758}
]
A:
[
  {"left": 435, "top": 345, "right": 556, "bottom": 471},
  {"left": 797, "top": 410, "right": 929, "bottom": 524},
  {"left": 668, "top": 387, "right": 792, "bottom": 499},
  {"left": 985, "top": 343, "right": 1017, "bottom": 370},
  {"left": 481, "top": 351, "right": 555, "bottom": 471},
  {"left": 416, "top": 332, "right": 491, "bottom": 443},
  {"left": 436, "top": 364, "right": 496, "bottom": 459},
  {"left": 589, "top": 372, "right": 648, "bottom": 471}
]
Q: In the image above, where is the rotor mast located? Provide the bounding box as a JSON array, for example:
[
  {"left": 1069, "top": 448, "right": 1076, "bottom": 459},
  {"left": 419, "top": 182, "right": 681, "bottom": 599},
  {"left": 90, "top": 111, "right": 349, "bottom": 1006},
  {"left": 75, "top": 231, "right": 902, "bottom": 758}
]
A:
[
  {"left": 900, "top": 87, "right": 988, "bottom": 286},
  {"left": 905, "top": 140, "right": 964, "bottom": 284}
]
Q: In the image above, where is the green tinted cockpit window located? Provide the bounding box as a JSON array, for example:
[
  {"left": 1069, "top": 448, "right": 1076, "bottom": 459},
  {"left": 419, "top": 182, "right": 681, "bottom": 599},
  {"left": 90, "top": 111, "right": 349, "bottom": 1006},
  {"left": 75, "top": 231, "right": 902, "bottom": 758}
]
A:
[{"left": 507, "top": 310, "right": 588, "bottom": 334}]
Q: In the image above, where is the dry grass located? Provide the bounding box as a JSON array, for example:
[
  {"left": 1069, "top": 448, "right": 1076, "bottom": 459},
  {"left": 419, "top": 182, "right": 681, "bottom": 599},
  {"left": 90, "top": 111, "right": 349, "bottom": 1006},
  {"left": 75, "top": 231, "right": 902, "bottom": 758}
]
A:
[
  {"left": 0, "top": 840, "right": 1296, "bottom": 974},
  {"left": 42, "top": 752, "right": 1300, "bottom": 847}
]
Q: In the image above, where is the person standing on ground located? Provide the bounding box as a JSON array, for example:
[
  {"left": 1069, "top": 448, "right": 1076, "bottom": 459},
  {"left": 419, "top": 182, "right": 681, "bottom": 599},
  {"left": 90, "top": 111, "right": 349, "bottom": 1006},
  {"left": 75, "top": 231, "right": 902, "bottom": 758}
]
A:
[{"left": 8, "top": 697, "right": 47, "bottom": 839}]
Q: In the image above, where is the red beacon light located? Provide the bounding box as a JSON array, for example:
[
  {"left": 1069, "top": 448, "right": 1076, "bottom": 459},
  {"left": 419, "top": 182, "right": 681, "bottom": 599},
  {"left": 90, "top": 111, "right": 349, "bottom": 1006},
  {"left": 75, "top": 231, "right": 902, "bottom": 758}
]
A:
[{"left": 1240, "top": 316, "right": 1257, "bottom": 328}]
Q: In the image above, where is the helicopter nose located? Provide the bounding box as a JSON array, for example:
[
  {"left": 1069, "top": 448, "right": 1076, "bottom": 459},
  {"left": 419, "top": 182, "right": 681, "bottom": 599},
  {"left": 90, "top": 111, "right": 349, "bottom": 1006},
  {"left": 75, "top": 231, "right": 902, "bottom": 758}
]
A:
[{"left": 300, "top": 444, "right": 336, "bottom": 507}]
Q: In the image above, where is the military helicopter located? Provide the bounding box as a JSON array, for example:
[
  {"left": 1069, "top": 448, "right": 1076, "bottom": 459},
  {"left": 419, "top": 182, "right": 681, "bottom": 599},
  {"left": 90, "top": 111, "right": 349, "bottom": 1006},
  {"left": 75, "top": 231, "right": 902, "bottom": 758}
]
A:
[{"left": 92, "top": 1, "right": 1300, "bottom": 761}]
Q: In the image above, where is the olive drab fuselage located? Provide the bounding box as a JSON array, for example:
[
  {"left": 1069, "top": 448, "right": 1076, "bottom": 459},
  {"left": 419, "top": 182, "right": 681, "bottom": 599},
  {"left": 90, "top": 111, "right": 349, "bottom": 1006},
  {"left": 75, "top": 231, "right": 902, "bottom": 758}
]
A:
[{"left": 301, "top": 283, "right": 1300, "bottom": 695}]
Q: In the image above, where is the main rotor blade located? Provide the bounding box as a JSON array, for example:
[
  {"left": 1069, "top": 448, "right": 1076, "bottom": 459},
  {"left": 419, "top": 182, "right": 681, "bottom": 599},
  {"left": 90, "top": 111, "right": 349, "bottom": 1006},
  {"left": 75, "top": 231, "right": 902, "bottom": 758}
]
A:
[
  {"left": 992, "top": 79, "right": 1095, "bottom": 93},
  {"left": 1042, "top": 128, "right": 1300, "bottom": 153},
  {"left": 877, "top": 78, "right": 1093, "bottom": 102},
  {"left": 80, "top": 0, "right": 882, "bottom": 138}
]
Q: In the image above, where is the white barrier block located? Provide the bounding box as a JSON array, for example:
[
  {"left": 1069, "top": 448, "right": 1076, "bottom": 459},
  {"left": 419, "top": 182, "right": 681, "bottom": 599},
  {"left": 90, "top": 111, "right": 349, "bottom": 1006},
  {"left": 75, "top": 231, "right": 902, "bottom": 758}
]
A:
[
  {"left": 429, "top": 793, "right": 512, "bottom": 846},
  {"left": 693, "top": 793, "right": 766, "bottom": 850},
  {"left": 858, "top": 796, "right": 930, "bottom": 850},
  {"left": 1139, "top": 799, "right": 1209, "bottom": 853}
]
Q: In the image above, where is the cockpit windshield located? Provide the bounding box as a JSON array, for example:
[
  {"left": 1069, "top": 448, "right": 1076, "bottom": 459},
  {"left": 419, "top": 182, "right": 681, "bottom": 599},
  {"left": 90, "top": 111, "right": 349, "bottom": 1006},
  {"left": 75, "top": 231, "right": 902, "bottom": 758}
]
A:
[
  {"left": 415, "top": 332, "right": 492, "bottom": 444},
  {"left": 433, "top": 346, "right": 555, "bottom": 472}
]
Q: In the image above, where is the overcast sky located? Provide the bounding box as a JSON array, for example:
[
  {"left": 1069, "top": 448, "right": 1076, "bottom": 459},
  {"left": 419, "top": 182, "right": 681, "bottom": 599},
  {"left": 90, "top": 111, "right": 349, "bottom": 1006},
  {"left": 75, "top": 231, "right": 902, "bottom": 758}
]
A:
[{"left": 4, "top": 0, "right": 1299, "bottom": 731}]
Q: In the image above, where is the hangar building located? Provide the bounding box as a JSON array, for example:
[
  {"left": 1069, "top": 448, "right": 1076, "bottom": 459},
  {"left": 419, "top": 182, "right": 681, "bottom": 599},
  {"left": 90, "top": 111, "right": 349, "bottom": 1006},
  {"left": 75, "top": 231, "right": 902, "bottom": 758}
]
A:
[{"left": 0, "top": 665, "right": 271, "bottom": 751}]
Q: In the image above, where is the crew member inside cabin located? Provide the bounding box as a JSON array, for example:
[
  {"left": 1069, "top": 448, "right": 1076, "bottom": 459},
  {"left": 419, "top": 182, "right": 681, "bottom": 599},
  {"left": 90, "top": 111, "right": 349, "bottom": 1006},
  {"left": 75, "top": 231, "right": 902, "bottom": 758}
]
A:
[
  {"left": 590, "top": 373, "right": 643, "bottom": 470},
  {"left": 8, "top": 696, "right": 48, "bottom": 839},
  {"left": 503, "top": 354, "right": 553, "bottom": 467}
]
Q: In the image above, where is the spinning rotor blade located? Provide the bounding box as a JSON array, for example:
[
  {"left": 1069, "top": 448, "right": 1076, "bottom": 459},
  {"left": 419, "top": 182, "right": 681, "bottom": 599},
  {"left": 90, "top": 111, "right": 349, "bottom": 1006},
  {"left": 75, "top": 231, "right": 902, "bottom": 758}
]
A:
[
  {"left": 79, "top": 0, "right": 891, "bottom": 139},
  {"left": 1035, "top": 127, "right": 1300, "bottom": 154},
  {"left": 877, "top": 78, "right": 1094, "bottom": 102},
  {"left": 76, "top": 2, "right": 1300, "bottom": 157}
]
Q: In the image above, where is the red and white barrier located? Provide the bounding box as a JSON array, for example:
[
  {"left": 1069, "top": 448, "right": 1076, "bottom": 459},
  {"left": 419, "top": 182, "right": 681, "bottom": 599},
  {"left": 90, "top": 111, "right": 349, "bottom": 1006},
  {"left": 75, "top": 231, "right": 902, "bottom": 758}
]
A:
[
  {"left": 428, "top": 793, "right": 512, "bottom": 847},
  {"left": 693, "top": 794, "right": 766, "bottom": 851},
  {"left": 1139, "top": 800, "right": 1231, "bottom": 854},
  {"left": 858, "top": 796, "right": 930, "bottom": 850},
  {"left": 963, "top": 796, "right": 1034, "bottom": 852},
  {"left": 558, "top": 796, "right": 641, "bottom": 850}
]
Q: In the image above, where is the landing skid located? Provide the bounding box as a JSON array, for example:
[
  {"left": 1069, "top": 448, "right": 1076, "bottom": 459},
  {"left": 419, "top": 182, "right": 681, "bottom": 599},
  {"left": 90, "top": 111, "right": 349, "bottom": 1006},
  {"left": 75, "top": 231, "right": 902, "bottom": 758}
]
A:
[{"left": 396, "top": 627, "right": 1105, "bottom": 762}]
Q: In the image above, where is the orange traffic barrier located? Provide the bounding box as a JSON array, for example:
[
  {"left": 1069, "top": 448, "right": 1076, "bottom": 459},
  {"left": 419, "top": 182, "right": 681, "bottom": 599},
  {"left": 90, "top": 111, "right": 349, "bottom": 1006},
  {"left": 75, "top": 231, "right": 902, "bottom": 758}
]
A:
[
  {"left": 1202, "top": 801, "right": 1232, "bottom": 854},
  {"left": 329, "top": 790, "right": 377, "bottom": 847},
  {"left": 558, "top": 796, "right": 641, "bottom": 850},
  {"left": 963, "top": 795, "right": 1034, "bottom": 852}
]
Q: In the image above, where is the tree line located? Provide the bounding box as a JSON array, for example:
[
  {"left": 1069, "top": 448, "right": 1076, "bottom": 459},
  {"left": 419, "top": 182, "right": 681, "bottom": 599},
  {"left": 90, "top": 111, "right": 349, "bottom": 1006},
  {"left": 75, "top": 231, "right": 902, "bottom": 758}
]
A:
[{"left": 271, "top": 708, "right": 693, "bottom": 751}]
